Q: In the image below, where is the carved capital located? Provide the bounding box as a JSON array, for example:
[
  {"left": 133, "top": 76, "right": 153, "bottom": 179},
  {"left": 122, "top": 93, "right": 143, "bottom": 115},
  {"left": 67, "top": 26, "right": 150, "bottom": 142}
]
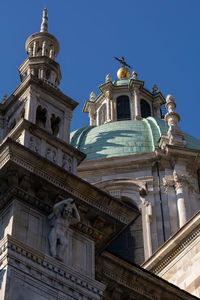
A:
[
  {"left": 173, "top": 173, "right": 194, "bottom": 190},
  {"left": 163, "top": 175, "right": 175, "bottom": 192}
]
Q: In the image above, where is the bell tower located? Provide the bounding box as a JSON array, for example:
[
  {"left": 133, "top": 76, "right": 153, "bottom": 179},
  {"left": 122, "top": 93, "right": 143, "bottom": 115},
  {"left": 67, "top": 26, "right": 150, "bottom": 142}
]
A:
[
  {"left": 0, "top": 8, "right": 135, "bottom": 300},
  {"left": 19, "top": 8, "right": 61, "bottom": 87},
  {"left": 1, "top": 9, "right": 84, "bottom": 174}
]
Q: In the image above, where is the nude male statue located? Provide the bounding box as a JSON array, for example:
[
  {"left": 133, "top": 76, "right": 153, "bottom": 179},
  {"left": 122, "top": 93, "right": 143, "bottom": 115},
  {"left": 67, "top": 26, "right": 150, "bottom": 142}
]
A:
[{"left": 48, "top": 198, "right": 80, "bottom": 260}]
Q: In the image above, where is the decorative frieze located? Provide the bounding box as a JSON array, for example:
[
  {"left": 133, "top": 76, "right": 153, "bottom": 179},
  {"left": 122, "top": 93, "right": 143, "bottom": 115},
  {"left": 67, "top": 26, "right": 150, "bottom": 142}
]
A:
[
  {"left": 29, "top": 134, "right": 40, "bottom": 153},
  {"left": 45, "top": 144, "right": 57, "bottom": 163},
  {"left": 151, "top": 226, "right": 200, "bottom": 275},
  {"left": 96, "top": 251, "right": 192, "bottom": 300},
  {"left": 62, "top": 153, "right": 73, "bottom": 172}
]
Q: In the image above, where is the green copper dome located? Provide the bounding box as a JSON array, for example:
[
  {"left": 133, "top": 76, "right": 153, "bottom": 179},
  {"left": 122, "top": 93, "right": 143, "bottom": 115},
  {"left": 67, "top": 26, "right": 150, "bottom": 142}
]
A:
[{"left": 71, "top": 118, "right": 200, "bottom": 161}]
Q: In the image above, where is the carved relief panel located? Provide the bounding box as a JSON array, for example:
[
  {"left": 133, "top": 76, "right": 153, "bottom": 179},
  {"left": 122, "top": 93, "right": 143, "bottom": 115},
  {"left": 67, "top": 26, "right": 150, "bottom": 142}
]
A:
[{"left": 45, "top": 143, "right": 57, "bottom": 163}]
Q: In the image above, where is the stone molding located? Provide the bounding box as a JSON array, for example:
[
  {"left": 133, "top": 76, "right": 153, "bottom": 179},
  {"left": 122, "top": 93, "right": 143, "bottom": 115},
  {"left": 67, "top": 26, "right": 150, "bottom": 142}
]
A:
[
  {"left": 151, "top": 226, "right": 200, "bottom": 275},
  {"left": 0, "top": 139, "right": 140, "bottom": 256},
  {"left": 0, "top": 234, "right": 105, "bottom": 299},
  {"left": 96, "top": 251, "right": 197, "bottom": 300},
  {"left": 142, "top": 211, "right": 200, "bottom": 276},
  {"left": 6, "top": 118, "right": 85, "bottom": 166},
  {"left": 0, "top": 139, "right": 135, "bottom": 225},
  {"left": 0, "top": 187, "right": 106, "bottom": 246},
  {"left": 11, "top": 75, "right": 79, "bottom": 111}
]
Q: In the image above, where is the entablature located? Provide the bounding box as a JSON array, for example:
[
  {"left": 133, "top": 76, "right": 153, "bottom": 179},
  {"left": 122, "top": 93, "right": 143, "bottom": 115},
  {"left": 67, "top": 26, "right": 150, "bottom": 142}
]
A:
[{"left": 0, "top": 138, "right": 139, "bottom": 254}]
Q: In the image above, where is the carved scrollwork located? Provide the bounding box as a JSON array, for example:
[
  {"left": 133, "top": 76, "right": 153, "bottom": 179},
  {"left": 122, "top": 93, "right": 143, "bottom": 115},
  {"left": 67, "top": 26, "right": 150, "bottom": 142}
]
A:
[{"left": 174, "top": 173, "right": 190, "bottom": 190}]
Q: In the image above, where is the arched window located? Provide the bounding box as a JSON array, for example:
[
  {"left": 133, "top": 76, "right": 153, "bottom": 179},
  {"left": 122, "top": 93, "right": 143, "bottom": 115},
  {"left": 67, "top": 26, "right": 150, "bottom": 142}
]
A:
[
  {"left": 116, "top": 95, "right": 131, "bottom": 121},
  {"left": 51, "top": 114, "right": 60, "bottom": 137},
  {"left": 106, "top": 196, "right": 144, "bottom": 264},
  {"left": 36, "top": 105, "right": 47, "bottom": 129},
  {"left": 140, "top": 99, "right": 151, "bottom": 118},
  {"left": 99, "top": 104, "right": 107, "bottom": 125}
]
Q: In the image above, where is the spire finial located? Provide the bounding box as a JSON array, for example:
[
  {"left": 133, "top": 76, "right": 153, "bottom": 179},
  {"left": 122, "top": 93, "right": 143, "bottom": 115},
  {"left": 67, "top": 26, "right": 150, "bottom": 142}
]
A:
[{"left": 40, "top": 8, "right": 48, "bottom": 33}]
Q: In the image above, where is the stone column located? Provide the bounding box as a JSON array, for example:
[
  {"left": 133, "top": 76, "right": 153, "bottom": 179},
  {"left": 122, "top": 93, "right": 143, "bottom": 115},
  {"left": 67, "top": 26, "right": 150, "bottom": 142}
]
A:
[
  {"left": 110, "top": 98, "right": 114, "bottom": 121},
  {"left": 89, "top": 109, "right": 96, "bottom": 126},
  {"left": 105, "top": 90, "right": 112, "bottom": 122},
  {"left": 25, "top": 88, "right": 38, "bottom": 124},
  {"left": 140, "top": 199, "right": 152, "bottom": 259},
  {"left": 153, "top": 99, "right": 161, "bottom": 118},
  {"left": 33, "top": 41, "right": 37, "bottom": 57},
  {"left": 106, "top": 98, "right": 110, "bottom": 121},
  {"left": 163, "top": 176, "right": 179, "bottom": 234},
  {"left": 174, "top": 173, "right": 189, "bottom": 227},
  {"left": 134, "top": 87, "right": 141, "bottom": 120},
  {"left": 96, "top": 108, "right": 100, "bottom": 126}
]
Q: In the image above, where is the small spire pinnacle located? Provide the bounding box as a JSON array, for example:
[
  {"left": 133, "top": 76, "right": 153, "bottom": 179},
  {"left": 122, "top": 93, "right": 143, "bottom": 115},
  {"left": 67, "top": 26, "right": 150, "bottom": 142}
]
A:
[{"left": 40, "top": 8, "right": 48, "bottom": 33}]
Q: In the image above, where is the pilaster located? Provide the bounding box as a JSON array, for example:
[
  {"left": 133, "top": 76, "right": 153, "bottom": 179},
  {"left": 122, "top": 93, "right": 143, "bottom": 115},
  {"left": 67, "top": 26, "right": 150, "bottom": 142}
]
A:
[{"left": 134, "top": 86, "right": 141, "bottom": 120}]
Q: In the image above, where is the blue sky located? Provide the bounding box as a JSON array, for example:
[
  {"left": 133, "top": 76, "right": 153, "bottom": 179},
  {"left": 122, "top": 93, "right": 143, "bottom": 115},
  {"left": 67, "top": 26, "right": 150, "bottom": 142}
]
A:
[{"left": 0, "top": 0, "right": 199, "bottom": 138}]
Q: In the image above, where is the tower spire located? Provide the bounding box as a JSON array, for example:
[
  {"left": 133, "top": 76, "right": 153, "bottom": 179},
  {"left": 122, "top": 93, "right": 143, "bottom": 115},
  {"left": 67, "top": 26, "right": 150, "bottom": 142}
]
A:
[{"left": 40, "top": 8, "right": 48, "bottom": 33}]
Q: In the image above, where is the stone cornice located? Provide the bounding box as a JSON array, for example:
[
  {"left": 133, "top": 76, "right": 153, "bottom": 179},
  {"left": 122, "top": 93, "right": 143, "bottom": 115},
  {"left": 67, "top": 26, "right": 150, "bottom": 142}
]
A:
[
  {"left": 0, "top": 234, "right": 105, "bottom": 299},
  {"left": 96, "top": 251, "right": 198, "bottom": 300},
  {"left": 142, "top": 210, "right": 200, "bottom": 275},
  {"left": 0, "top": 187, "right": 116, "bottom": 251},
  {"left": 157, "top": 143, "right": 200, "bottom": 160},
  {"left": 78, "top": 151, "right": 157, "bottom": 172},
  {"left": 0, "top": 139, "right": 139, "bottom": 253},
  {"left": 4, "top": 75, "right": 78, "bottom": 112}
]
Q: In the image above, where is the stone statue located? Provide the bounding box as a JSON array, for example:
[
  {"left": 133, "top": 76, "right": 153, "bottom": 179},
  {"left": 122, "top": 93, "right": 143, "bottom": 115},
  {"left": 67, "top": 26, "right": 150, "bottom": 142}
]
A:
[{"left": 48, "top": 198, "right": 80, "bottom": 260}]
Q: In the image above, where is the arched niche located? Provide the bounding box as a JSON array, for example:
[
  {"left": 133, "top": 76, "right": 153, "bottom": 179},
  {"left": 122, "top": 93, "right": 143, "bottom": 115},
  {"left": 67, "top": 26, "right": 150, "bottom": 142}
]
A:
[
  {"left": 116, "top": 95, "right": 131, "bottom": 121},
  {"left": 140, "top": 99, "right": 151, "bottom": 118}
]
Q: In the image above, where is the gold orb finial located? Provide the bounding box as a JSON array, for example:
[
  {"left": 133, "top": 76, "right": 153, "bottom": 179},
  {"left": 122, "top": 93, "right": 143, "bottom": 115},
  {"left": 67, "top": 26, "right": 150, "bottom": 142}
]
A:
[{"left": 117, "top": 67, "right": 130, "bottom": 79}]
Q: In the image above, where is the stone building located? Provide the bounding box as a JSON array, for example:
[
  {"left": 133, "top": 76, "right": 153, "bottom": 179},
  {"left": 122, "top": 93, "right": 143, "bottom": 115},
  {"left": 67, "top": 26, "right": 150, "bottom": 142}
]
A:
[
  {"left": 0, "top": 8, "right": 199, "bottom": 300},
  {"left": 71, "top": 41, "right": 200, "bottom": 297}
]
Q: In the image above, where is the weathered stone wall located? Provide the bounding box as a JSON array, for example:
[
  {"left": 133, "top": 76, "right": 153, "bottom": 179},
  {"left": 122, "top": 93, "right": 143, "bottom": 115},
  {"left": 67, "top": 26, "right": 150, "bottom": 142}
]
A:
[{"left": 159, "top": 235, "right": 200, "bottom": 297}]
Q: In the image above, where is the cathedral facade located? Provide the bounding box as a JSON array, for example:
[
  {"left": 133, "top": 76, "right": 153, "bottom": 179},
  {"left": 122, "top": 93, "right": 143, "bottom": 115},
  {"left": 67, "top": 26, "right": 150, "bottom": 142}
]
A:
[{"left": 0, "top": 9, "right": 199, "bottom": 300}]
